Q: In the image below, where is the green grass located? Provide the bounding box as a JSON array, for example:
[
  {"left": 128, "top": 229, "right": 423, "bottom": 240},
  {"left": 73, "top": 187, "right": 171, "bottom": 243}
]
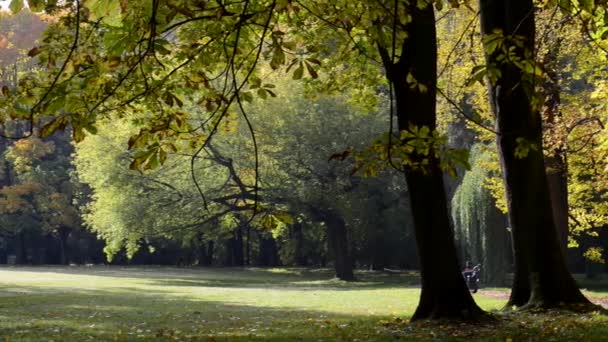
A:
[{"left": 0, "top": 266, "right": 606, "bottom": 341}]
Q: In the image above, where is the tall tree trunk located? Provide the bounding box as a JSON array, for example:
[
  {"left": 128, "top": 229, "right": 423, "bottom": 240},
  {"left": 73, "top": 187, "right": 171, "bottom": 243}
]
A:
[
  {"left": 208, "top": 240, "right": 214, "bottom": 265},
  {"left": 197, "top": 234, "right": 214, "bottom": 266},
  {"left": 57, "top": 226, "right": 70, "bottom": 265},
  {"left": 224, "top": 238, "right": 235, "bottom": 266},
  {"left": 325, "top": 214, "right": 355, "bottom": 281},
  {"left": 258, "top": 233, "right": 279, "bottom": 267},
  {"left": 233, "top": 227, "right": 244, "bottom": 267},
  {"left": 479, "top": 0, "right": 591, "bottom": 308},
  {"left": 245, "top": 226, "right": 251, "bottom": 266},
  {"left": 17, "top": 231, "right": 27, "bottom": 264},
  {"left": 483, "top": 202, "right": 510, "bottom": 286},
  {"left": 291, "top": 223, "right": 307, "bottom": 266},
  {"left": 370, "top": 231, "right": 387, "bottom": 271},
  {"left": 308, "top": 206, "right": 355, "bottom": 281},
  {"left": 378, "top": 4, "right": 484, "bottom": 320}
]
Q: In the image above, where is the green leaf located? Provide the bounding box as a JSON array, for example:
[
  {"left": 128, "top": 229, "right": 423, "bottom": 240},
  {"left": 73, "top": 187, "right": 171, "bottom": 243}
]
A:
[
  {"left": 305, "top": 61, "right": 318, "bottom": 79},
  {"left": 84, "top": 122, "right": 98, "bottom": 135},
  {"left": 465, "top": 65, "right": 487, "bottom": 87},
  {"left": 306, "top": 57, "right": 321, "bottom": 65},
  {"left": 72, "top": 126, "right": 86, "bottom": 143},
  {"left": 158, "top": 148, "right": 167, "bottom": 165},
  {"left": 128, "top": 130, "right": 149, "bottom": 149},
  {"left": 270, "top": 48, "right": 285, "bottom": 70},
  {"left": 85, "top": 0, "right": 122, "bottom": 26},
  {"left": 292, "top": 62, "right": 304, "bottom": 80},
  {"left": 9, "top": 0, "right": 24, "bottom": 14},
  {"left": 274, "top": 212, "right": 295, "bottom": 225},
  {"left": 579, "top": 0, "right": 594, "bottom": 12},
  {"left": 435, "top": 0, "right": 443, "bottom": 11},
  {"left": 40, "top": 116, "right": 69, "bottom": 138},
  {"left": 144, "top": 153, "right": 160, "bottom": 170},
  {"left": 27, "top": 0, "right": 45, "bottom": 12},
  {"left": 257, "top": 88, "right": 268, "bottom": 100},
  {"left": 558, "top": 0, "right": 572, "bottom": 12},
  {"left": 241, "top": 91, "right": 254, "bottom": 103}
]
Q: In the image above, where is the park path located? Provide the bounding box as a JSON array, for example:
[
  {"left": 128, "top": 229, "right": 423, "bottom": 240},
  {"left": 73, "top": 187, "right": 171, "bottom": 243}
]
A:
[{"left": 480, "top": 290, "right": 608, "bottom": 308}]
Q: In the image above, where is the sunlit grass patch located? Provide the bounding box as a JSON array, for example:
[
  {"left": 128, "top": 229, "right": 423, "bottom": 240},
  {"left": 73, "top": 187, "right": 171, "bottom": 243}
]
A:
[{"left": 0, "top": 266, "right": 606, "bottom": 341}]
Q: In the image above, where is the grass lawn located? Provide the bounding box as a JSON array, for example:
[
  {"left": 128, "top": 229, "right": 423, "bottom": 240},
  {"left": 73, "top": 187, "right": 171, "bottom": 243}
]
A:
[{"left": 0, "top": 266, "right": 606, "bottom": 341}]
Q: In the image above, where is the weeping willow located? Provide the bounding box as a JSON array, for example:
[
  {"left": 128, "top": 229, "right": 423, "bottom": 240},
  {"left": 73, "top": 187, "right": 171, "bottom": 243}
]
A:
[{"left": 451, "top": 145, "right": 510, "bottom": 285}]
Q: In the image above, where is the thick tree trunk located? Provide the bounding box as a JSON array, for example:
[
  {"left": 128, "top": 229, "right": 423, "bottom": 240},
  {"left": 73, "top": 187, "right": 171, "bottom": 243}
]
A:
[
  {"left": 483, "top": 205, "right": 510, "bottom": 286},
  {"left": 258, "top": 233, "right": 279, "bottom": 267},
  {"left": 197, "top": 234, "right": 214, "bottom": 266},
  {"left": 379, "top": 4, "right": 484, "bottom": 320},
  {"left": 325, "top": 214, "right": 355, "bottom": 281},
  {"left": 308, "top": 206, "right": 355, "bottom": 281},
  {"left": 479, "top": 0, "right": 591, "bottom": 308},
  {"left": 291, "top": 223, "right": 307, "bottom": 266}
]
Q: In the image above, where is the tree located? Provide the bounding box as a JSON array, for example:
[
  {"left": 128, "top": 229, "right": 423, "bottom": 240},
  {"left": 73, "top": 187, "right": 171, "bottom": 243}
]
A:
[
  {"left": 0, "top": 132, "right": 86, "bottom": 264},
  {"left": 2, "top": 0, "right": 485, "bottom": 319},
  {"left": 242, "top": 78, "right": 408, "bottom": 280},
  {"left": 478, "top": 0, "right": 593, "bottom": 308},
  {"left": 375, "top": 1, "right": 483, "bottom": 320}
]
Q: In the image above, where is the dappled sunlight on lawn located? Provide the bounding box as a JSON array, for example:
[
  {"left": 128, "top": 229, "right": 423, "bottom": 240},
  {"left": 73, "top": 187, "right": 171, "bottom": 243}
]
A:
[{"left": 0, "top": 266, "right": 606, "bottom": 341}]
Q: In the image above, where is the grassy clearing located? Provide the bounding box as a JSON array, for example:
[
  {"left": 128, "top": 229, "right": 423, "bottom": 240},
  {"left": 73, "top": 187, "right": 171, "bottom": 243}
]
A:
[{"left": 0, "top": 266, "right": 606, "bottom": 341}]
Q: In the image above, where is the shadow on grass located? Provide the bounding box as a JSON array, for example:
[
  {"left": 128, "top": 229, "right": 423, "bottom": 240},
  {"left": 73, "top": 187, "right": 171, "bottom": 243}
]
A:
[
  {"left": 1, "top": 284, "right": 607, "bottom": 342},
  {"left": 0, "top": 284, "right": 412, "bottom": 341},
  {"left": 1, "top": 267, "right": 607, "bottom": 341}
]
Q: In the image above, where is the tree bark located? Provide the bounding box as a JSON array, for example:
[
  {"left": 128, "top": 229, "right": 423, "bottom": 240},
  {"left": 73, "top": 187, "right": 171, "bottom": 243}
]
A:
[
  {"left": 291, "top": 223, "right": 307, "bottom": 266},
  {"left": 245, "top": 225, "right": 251, "bottom": 266},
  {"left": 379, "top": 4, "right": 484, "bottom": 320},
  {"left": 479, "top": 0, "right": 592, "bottom": 308},
  {"left": 325, "top": 214, "right": 355, "bottom": 281},
  {"left": 224, "top": 238, "right": 234, "bottom": 266},
  {"left": 308, "top": 206, "right": 355, "bottom": 281},
  {"left": 370, "top": 231, "right": 387, "bottom": 271},
  {"left": 233, "top": 227, "right": 245, "bottom": 266},
  {"left": 484, "top": 204, "right": 510, "bottom": 286},
  {"left": 197, "top": 234, "right": 214, "bottom": 266},
  {"left": 206, "top": 240, "right": 214, "bottom": 266},
  {"left": 57, "top": 226, "right": 70, "bottom": 265},
  {"left": 17, "top": 231, "right": 27, "bottom": 264},
  {"left": 258, "top": 233, "right": 279, "bottom": 267}
]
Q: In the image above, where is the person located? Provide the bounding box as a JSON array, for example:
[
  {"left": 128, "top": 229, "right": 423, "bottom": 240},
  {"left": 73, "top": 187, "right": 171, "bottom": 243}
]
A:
[
  {"left": 462, "top": 261, "right": 479, "bottom": 293},
  {"left": 462, "top": 261, "right": 474, "bottom": 277}
]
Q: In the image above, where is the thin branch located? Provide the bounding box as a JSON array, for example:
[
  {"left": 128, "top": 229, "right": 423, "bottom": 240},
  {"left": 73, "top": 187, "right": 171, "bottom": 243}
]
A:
[{"left": 435, "top": 85, "right": 499, "bottom": 135}]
